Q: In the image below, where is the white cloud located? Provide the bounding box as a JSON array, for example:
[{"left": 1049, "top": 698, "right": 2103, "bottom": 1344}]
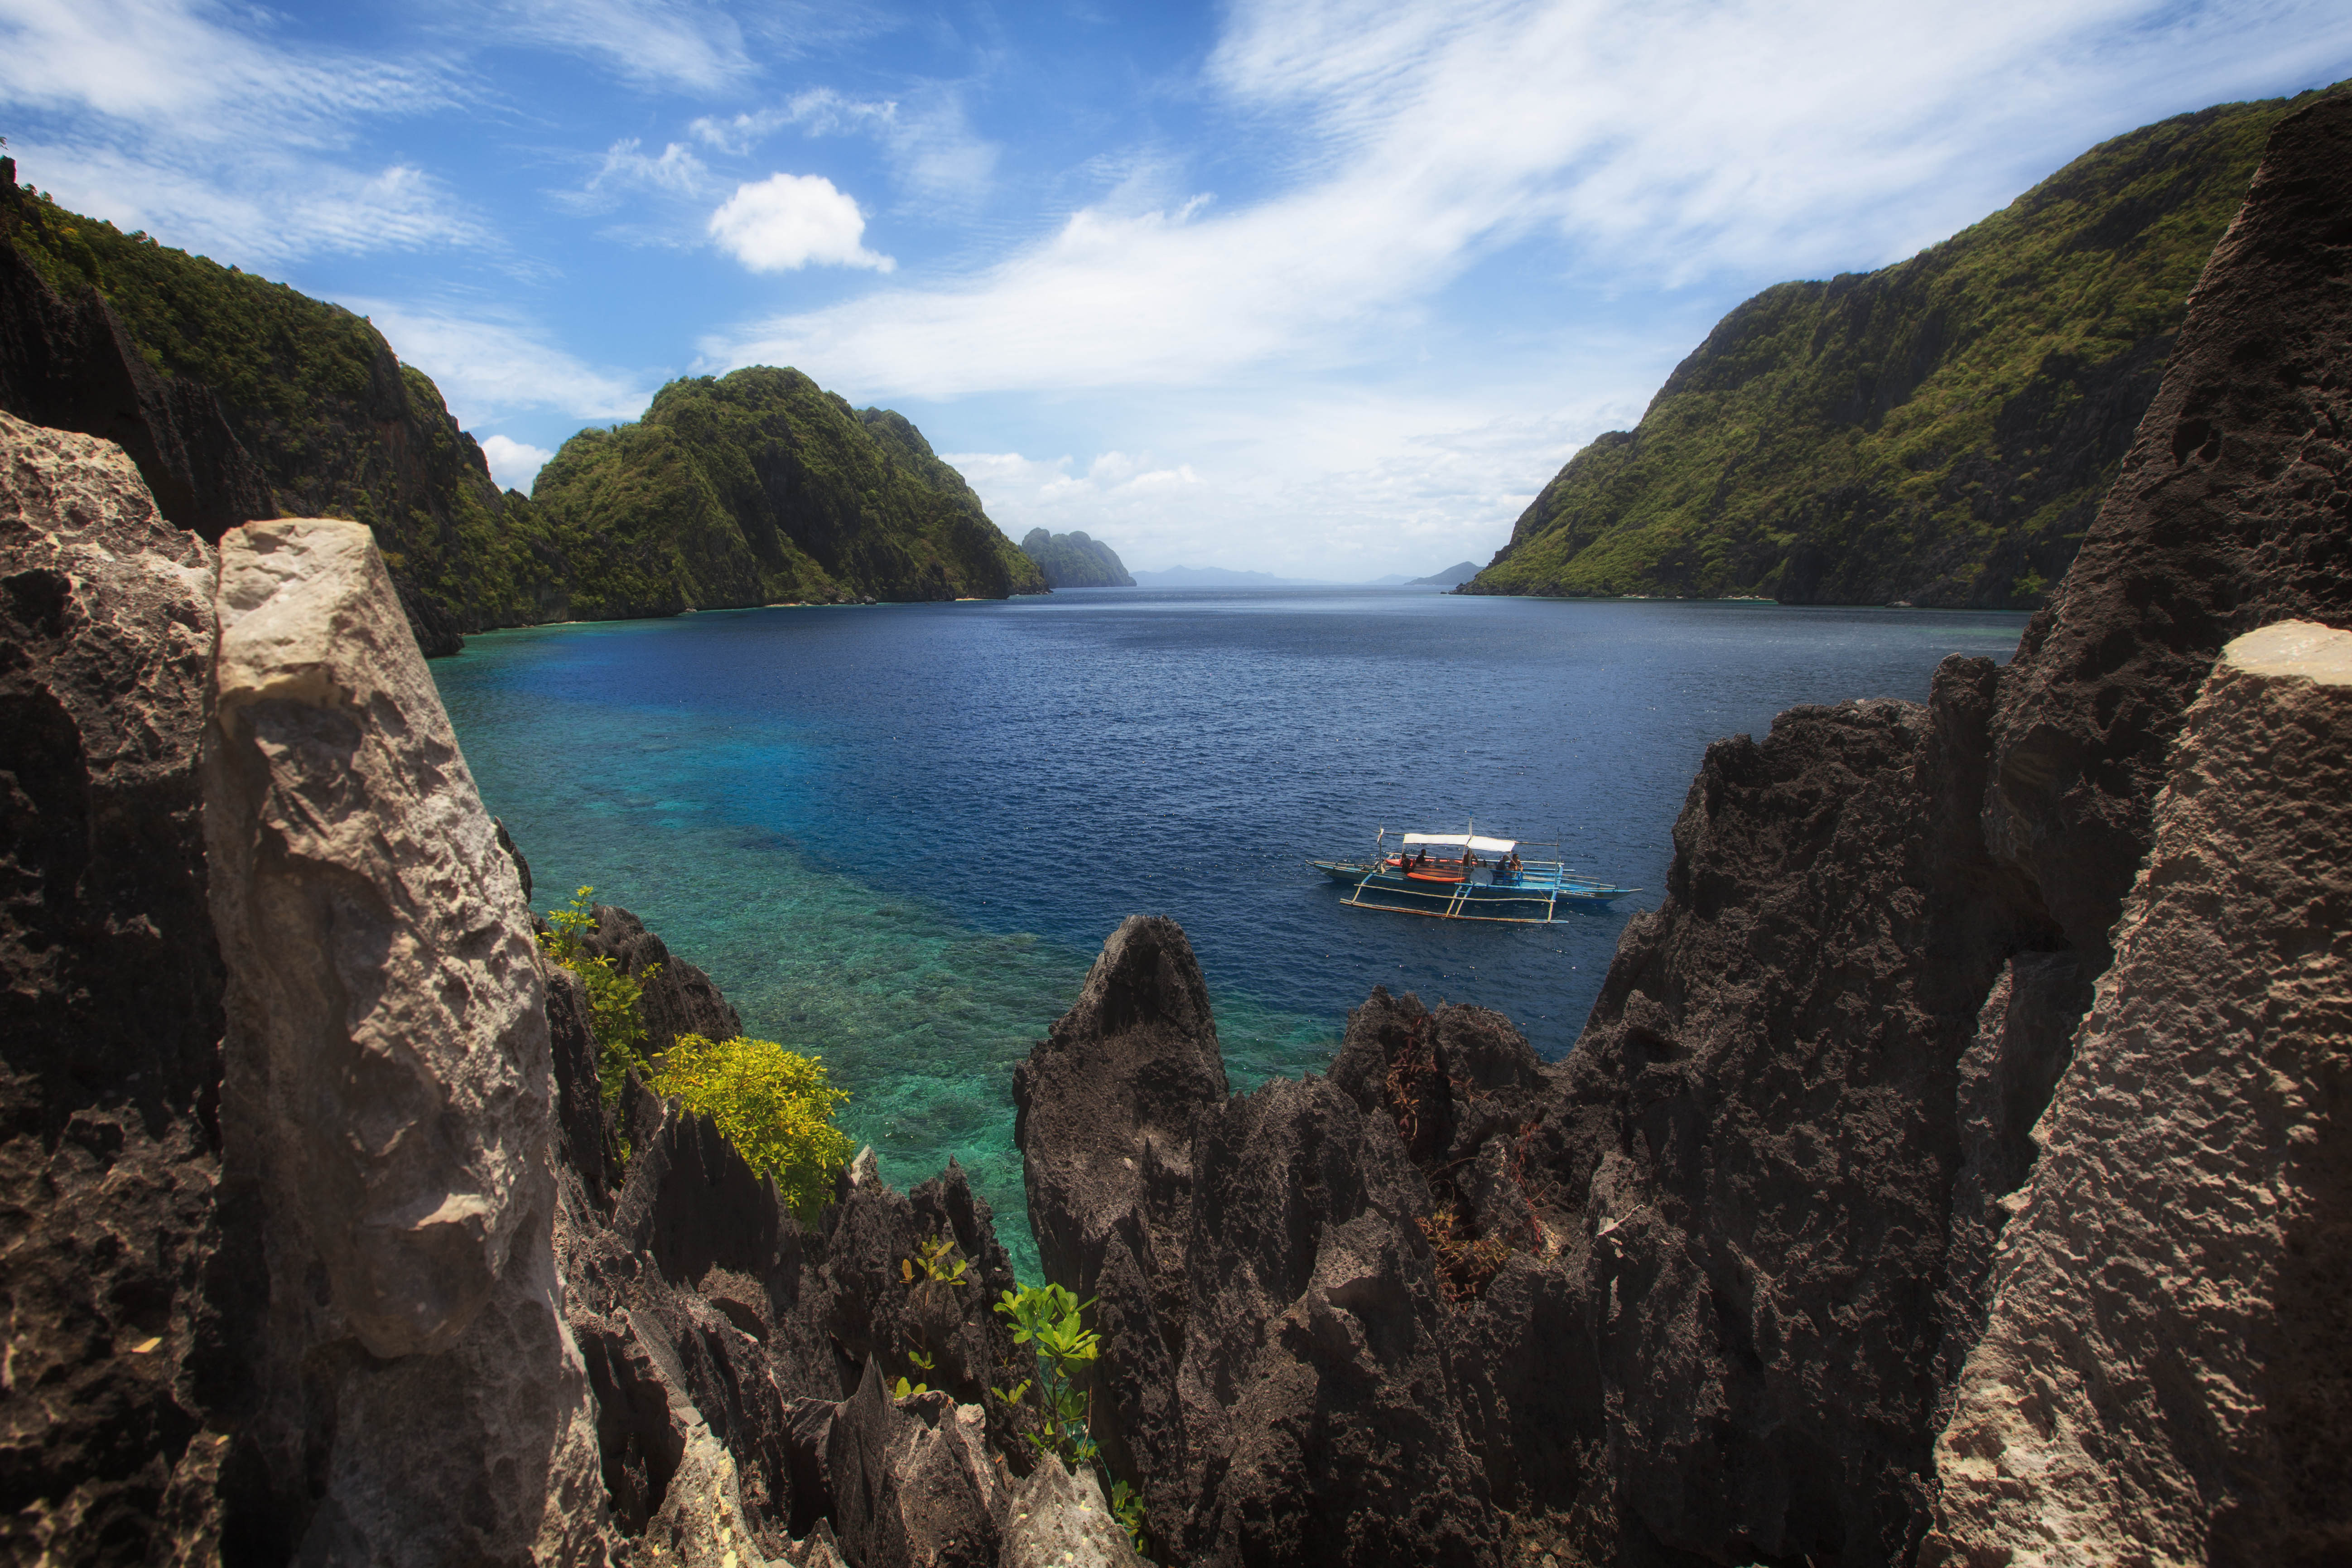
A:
[
  {"left": 708, "top": 174, "right": 895, "bottom": 273},
  {"left": 479, "top": 434, "right": 555, "bottom": 492},
  {"left": 704, "top": 0, "right": 2352, "bottom": 399},
  {"left": 354, "top": 302, "right": 656, "bottom": 425},
  {"left": 934, "top": 378, "right": 1638, "bottom": 580}
]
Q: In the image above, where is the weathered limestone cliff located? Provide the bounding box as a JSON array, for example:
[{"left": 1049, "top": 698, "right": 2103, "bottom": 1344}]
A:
[
  {"left": 0, "top": 411, "right": 231, "bottom": 1563},
  {"left": 201, "top": 516, "right": 607, "bottom": 1562},
  {"left": 2, "top": 412, "right": 1136, "bottom": 1565},
  {"left": 1928, "top": 622, "right": 2352, "bottom": 1566}
]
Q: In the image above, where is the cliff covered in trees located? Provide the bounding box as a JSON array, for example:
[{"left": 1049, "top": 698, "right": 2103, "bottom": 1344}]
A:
[
  {"left": 1464, "top": 90, "right": 2322, "bottom": 608},
  {"left": 530, "top": 369, "right": 1045, "bottom": 618},
  {"left": 0, "top": 164, "right": 1040, "bottom": 652}
]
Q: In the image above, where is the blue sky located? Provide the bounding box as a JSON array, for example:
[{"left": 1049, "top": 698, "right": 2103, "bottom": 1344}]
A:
[{"left": 5, "top": 0, "right": 2347, "bottom": 579}]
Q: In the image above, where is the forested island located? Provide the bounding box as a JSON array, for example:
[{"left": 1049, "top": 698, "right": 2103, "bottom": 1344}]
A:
[{"left": 1019, "top": 527, "right": 1137, "bottom": 586}]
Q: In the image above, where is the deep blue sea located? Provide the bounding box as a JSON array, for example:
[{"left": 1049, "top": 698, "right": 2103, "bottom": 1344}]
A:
[{"left": 432, "top": 586, "right": 2028, "bottom": 1277}]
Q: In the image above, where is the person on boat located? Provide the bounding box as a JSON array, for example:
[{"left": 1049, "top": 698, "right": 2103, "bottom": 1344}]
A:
[{"left": 1412, "top": 848, "right": 1429, "bottom": 872}]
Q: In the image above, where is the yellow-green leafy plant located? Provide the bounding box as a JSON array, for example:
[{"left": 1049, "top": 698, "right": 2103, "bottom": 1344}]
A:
[
  {"left": 647, "top": 1032, "right": 853, "bottom": 1223},
  {"left": 993, "top": 1282, "right": 1101, "bottom": 1466},
  {"left": 991, "top": 1281, "right": 1147, "bottom": 1552},
  {"left": 537, "top": 886, "right": 657, "bottom": 1107}
]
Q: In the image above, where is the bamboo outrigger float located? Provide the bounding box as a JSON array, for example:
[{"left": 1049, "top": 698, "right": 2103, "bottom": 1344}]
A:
[{"left": 1309, "top": 825, "right": 1637, "bottom": 923}]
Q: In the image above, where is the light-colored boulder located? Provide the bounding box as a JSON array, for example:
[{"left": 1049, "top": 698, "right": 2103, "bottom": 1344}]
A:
[
  {"left": 1002, "top": 1454, "right": 1149, "bottom": 1568},
  {"left": 202, "top": 517, "right": 609, "bottom": 1562},
  {"left": 1927, "top": 619, "right": 2352, "bottom": 1566}
]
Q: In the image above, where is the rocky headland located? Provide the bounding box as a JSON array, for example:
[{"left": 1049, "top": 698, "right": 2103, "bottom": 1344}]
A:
[
  {"left": 1462, "top": 88, "right": 2327, "bottom": 608},
  {"left": 0, "top": 74, "right": 2345, "bottom": 1568},
  {"left": 1003, "top": 85, "right": 2352, "bottom": 1566},
  {"left": 1018, "top": 530, "right": 1137, "bottom": 589}
]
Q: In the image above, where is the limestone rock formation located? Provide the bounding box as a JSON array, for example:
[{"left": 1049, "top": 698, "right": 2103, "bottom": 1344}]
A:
[
  {"left": 201, "top": 515, "right": 609, "bottom": 1562},
  {"left": 0, "top": 411, "right": 233, "bottom": 1563},
  {"left": 1927, "top": 621, "right": 2352, "bottom": 1566},
  {"left": 1017, "top": 918, "right": 1500, "bottom": 1568}
]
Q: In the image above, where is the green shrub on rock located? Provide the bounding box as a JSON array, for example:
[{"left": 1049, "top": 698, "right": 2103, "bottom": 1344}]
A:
[
  {"left": 648, "top": 1032, "right": 853, "bottom": 1223},
  {"left": 537, "top": 886, "right": 655, "bottom": 1106}
]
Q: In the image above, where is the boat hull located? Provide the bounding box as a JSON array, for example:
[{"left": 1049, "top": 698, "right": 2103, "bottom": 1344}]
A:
[{"left": 1309, "top": 859, "right": 1637, "bottom": 920}]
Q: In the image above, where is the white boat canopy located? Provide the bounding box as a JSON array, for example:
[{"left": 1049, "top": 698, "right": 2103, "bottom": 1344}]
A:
[{"left": 1401, "top": 833, "right": 1517, "bottom": 853}]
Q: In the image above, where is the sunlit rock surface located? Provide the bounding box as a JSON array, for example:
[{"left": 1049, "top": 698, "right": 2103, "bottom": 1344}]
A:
[
  {"left": 1926, "top": 622, "right": 2352, "bottom": 1566},
  {"left": 200, "top": 515, "right": 610, "bottom": 1561}
]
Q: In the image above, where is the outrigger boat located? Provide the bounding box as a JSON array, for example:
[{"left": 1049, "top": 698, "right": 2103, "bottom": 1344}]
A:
[{"left": 1310, "top": 826, "right": 1637, "bottom": 923}]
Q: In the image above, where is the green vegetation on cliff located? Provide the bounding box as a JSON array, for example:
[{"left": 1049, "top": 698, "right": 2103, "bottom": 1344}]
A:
[
  {"left": 0, "top": 173, "right": 558, "bottom": 644},
  {"left": 1018, "top": 527, "right": 1136, "bottom": 587},
  {"left": 1468, "top": 92, "right": 2319, "bottom": 608},
  {"left": 526, "top": 373, "right": 1046, "bottom": 612},
  {"left": 1, "top": 175, "right": 1042, "bottom": 646},
  {"left": 530, "top": 368, "right": 1046, "bottom": 613}
]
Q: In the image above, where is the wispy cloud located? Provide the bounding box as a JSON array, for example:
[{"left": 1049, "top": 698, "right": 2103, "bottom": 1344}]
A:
[
  {"left": 0, "top": 0, "right": 447, "bottom": 145},
  {"left": 553, "top": 136, "right": 718, "bottom": 216},
  {"left": 10, "top": 136, "right": 487, "bottom": 265},
  {"left": 691, "top": 86, "right": 1000, "bottom": 205},
  {"left": 705, "top": 0, "right": 2352, "bottom": 399},
  {"left": 472, "top": 0, "right": 754, "bottom": 93},
  {"left": 0, "top": 0, "right": 482, "bottom": 263},
  {"left": 354, "top": 301, "right": 657, "bottom": 425}
]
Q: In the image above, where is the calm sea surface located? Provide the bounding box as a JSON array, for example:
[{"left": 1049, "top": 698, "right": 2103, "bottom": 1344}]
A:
[{"left": 432, "top": 586, "right": 2028, "bottom": 1276}]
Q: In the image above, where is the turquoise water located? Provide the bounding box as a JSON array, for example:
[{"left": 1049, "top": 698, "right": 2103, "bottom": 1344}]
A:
[{"left": 432, "top": 587, "right": 2028, "bottom": 1277}]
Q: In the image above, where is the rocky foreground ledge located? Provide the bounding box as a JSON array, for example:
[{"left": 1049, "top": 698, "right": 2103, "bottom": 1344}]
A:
[{"left": 0, "top": 414, "right": 1139, "bottom": 1566}]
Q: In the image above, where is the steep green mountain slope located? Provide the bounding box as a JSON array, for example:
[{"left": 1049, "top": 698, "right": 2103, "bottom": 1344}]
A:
[
  {"left": 0, "top": 166, "right": 557, "bottom": 650},
  {"left": 1466, "top": 91, "right": 2321, "bottom": 607},
  {"left": 1019, "top": 527, "right": 1136, "bottom": 586},
  {"left": 528, "top": 369, "right": 1046, "bottom": 615},
  {"left": 1, "top": 169, "right": 1041, "bottom": 648}
]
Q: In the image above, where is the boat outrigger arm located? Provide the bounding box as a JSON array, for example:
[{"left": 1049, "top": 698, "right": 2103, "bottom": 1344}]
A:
[{"left": 1308, "top": 824, "right": 1638, "bottom": 924}]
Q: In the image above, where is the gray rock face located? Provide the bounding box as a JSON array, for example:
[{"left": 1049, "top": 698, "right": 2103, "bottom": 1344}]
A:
[
  {"left": 827, "top": 1363, "right": 1006, "bottom": 1568},
  {"left": 1017, "top": 918, "right": 1500, "bottom": 1568},
  {"left": 1927, "top": 621, "right": 2352, "bottom": 1566},
  {"left": 201, "top": 516, "right": 607, "bottom": 1562},
  {"left": 1012, "top": 912, "right": 1226, "bottom": 1481},
  {"left": 1001, "top": 1453, "right": 1146, "bottom": 1568},
  {"left": 0, "top": 413, "right": 232, "bottom": 1564}
]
